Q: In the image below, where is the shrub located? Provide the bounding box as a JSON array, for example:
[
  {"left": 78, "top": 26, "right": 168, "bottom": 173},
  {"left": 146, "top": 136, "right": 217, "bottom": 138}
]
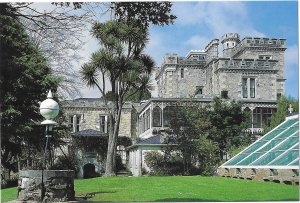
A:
[
  {"left": 144, "top": 151, "right": 184, "bottom": 176},
  {"left": 50, "top": 153, "right": 78, "bottom": 174},
  {"left": 116, "top": 154, "right": 126, "bottom": 171}
]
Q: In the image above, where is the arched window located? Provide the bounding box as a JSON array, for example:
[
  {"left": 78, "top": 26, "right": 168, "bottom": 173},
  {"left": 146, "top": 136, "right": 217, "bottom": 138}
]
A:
[{"left": 152, "top": 106, "right": 162, "bottom": 127}]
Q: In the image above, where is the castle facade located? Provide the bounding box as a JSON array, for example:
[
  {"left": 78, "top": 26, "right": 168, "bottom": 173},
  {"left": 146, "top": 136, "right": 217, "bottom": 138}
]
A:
[{"left": 61, "top": 33, "right": 287, "bottom": 177}]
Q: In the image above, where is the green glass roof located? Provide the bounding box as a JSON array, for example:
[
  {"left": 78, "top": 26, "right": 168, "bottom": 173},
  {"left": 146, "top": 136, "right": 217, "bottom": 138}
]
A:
[{"left": 222, "top": 116, "right": 299, "bottom": 168}]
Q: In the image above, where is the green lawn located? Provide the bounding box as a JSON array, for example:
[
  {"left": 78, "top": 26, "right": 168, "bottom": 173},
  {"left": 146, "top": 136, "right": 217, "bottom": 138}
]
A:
[{"left": 1, "top": 176, "right": 299, "bottom": 202}]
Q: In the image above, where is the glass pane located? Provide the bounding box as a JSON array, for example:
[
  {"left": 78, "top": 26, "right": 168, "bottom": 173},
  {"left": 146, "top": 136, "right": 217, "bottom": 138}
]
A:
[
  {"left": 250, "top": 78, "right": 255, "bottom": 98},
  {"left": 243, "top": 141, "right": 267, "bottom": 153},
  {"left": 270, "top": 150, "right": 299, "bottom": 166},
  {"left": 257, "top": 139, "right": 283, "bottom": 153},
  {"left": 252, "top": 151, "right": 284, "bottom": 165},
  {"left": 289, "top": 159, "right": 299, "bottom": 166},
  {"left": 224, "top": 153, "right": 249, "bottom": 166},
  {"left": 153, "top": 106, "right": 162, "bottom": 127},
  {"left": 236, "top": 152, "right": 263, "bottom": 166},
  {"left": 242, "top": 78, "right": 248, "bottom": 98},
  {"left": 275, "top": 125, "right": 298, "bottom": 140},
  {"left": 263, "top": 119, "right": 298, "bottom": 140},
  {"left": 275, "top": 137, "right": 298, "bottom": 151}
]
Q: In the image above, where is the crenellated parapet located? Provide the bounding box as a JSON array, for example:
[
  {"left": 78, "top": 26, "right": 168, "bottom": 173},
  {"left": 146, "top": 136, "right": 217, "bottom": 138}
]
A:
[
  {"left": 230, "top": 37, "right": 286, "bottom": 57},
  {"left": 205, "top": 39, "right": 219, "bottom": 62},
  {"left": 163, "top": 53, "right": 178, "bottom": 64},
  {"left": 221, "top": 33, "right": 240, "bottom": 43},
  {"left": 216, "top": 58, "right": 278, "bottom": 72}
]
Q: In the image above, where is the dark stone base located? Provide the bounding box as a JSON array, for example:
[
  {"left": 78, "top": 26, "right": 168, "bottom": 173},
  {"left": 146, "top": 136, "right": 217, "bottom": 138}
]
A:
[{"left": 18, "top": 170, "right": 75, "bottom": 202}]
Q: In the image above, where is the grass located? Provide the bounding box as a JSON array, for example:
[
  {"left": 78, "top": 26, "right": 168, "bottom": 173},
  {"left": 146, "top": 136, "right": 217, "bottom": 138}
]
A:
[{"left": 1, "top": 176, "right": 299, "bottom": 202}]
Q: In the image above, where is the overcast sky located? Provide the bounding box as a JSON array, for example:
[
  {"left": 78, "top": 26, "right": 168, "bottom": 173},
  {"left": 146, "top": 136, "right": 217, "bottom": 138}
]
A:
[{"left": 32, "top": 1, "right": 299, "bottom": 99}]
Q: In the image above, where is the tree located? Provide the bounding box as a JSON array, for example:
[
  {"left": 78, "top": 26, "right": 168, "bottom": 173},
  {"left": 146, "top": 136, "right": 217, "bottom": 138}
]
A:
[
  {"left": 207, "top": 98, "right": 250, "bottom": 158},
  {"left": 113, "top": 2, "right": 176, "bottom": 28},
  {"left": 264, "top": 95, "right": 299, "bottom": 132},
  {"left": 164, "top": 98, "right": 250, "bottom": 175},
  {"left": 3, "top": 2, "right": 94, "bottom": 98},
  {"left": 81, "top": 3, "right": 176, "bottom": 176},
  {"left": 5, "top": 2, "right": 176, "bottom": 99},
  {"left": 0, "top": 4, "right": 59, "bottom": 176},
  {"left": 81, "top": 20, "right": 154, "bottom": 176}
]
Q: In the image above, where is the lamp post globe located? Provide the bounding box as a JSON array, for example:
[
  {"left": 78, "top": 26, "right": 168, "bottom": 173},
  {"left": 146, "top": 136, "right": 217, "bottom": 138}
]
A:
[{"left": 40, "top": 90, "right": 59, "bottom": 125}]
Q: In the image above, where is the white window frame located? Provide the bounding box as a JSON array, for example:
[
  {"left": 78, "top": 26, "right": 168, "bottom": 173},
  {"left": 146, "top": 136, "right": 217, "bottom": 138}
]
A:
[{"left": 242, "top": 77, "right": 256, "bottom": 99}]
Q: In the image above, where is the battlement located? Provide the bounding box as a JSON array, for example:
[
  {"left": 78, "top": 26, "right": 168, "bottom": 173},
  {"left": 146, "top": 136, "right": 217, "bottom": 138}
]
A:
[
  {"left": 241, "top": 37, "right": 286, "bottom": 47},
  {"left": 205, "top": 39, "right": 219, "bottom": 51},
  {"left": 221, "top": 33, "right": 240, "bottom": 43},
  {"left": 178, "top": 57, "right": 206, "bottom": 66},
  {"left": 163, "top": 53, "right": 178, "bottom": 64},
  {"left": 217, "top": 58, "right": 278, "bottom": 71}
]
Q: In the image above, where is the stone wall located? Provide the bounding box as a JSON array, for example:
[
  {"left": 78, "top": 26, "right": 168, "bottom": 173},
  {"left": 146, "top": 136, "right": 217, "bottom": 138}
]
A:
[
  {"left": 119, "top": 110, "right": 132, "bottom": 137},
  {"left": 215, "top": 70, "right": 277, "bottom": 100},
  {"left": 217, "top": 167, "right": 299, "bottom": 185},
  {"left": 18, "top": 170, "right": 75, "bottom": 202}
]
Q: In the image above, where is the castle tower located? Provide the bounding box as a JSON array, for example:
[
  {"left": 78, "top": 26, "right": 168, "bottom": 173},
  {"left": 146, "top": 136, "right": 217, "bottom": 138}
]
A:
[{"left": 221, "top": 33, "right": 240, "bottom": 58}]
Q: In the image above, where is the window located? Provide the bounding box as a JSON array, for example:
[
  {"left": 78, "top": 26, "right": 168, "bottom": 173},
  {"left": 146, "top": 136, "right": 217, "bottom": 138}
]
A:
[
  {"left": 242, "top": 78, "right": 256, "bottom": 98},
  {"left": 180, "top": 68, "right": 184, "bottom": 78},
  {"left": 242, "top": 78, "right": 248, "bottom": 98},
  {"left": 76, "top": 116, "right": 80, "bottom": 132},
  {"left": 262, "top": 108, "right": 274, "bottom": 126},
  {"left": 277, "top": 93, "right": 282, "bottom": 100},
  {"left": 195, "top": 86, "right": 203, "bottom": 95},
  {"left": 99, "top": 116, "right": 106, "bottom": 133},
  {"left": 69, "top": 115, "right": 81, "bottom": 132},
  {"left": 221, "top": 91, "right": 228, "bottom": 99},
  {"left": 250, "top": 78, "right": 255, "bottom": 98},
  {"left": 253, "top": 108, "right": 261, "bottom": 128},
  {"left": 152, "top": 106, "right": 162, "bottom": 127},
  {"left": 163, "top": 106, "right": 175, "bottom": 127},
  {"left": 146, "top": 109, "right": 150, "bottom": 130},
  {"left": 69, "top": 115, "right": 73, "bottom": 127},
  {"left": 259, "top": 55, "right": 272, "bottom": 60}
]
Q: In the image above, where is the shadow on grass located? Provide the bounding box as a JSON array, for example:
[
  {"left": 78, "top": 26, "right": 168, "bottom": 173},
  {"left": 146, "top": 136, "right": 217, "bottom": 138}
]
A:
[{"left": 75, "top": 190, "right": 117, "bottom": 201}]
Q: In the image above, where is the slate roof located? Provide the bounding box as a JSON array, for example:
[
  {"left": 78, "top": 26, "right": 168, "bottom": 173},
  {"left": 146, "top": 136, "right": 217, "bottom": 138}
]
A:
[
  {"left": 72, "top": 129, "right": 107, "bottom": 137},
  {"left": 136, "top": 135, "right": 162, "bottom": 145}
]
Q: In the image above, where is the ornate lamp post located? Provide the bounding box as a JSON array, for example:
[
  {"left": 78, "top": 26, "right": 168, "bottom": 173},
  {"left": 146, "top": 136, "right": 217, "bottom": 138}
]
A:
[
  {"left": 39, "top": 90, "right": 59, "bottom": 169},
  {"left": 39, "top": 90, "right": 59, "bottom": 200},
  {"left": 18, "top": 90, "right": 75, "bottom": 202}
]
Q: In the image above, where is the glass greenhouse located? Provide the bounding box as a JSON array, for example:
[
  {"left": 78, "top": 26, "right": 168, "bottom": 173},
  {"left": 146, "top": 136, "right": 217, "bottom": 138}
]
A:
[{"left": 221, "top": 115, "right": 299, "bottom": 169}]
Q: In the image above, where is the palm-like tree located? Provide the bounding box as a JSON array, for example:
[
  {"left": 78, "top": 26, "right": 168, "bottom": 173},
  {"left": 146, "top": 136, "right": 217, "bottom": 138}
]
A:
[{"left": 81, "top": 20, "right": 155, "bottom": 176}]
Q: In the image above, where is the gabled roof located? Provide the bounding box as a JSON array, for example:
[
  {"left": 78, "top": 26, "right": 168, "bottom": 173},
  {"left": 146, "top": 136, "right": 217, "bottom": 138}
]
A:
[{"left": 72, "top": 129, "right": 107, "bottom": 137}]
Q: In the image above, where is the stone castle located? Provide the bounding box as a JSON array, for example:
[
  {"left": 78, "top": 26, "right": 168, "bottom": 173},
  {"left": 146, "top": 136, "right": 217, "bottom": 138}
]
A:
[{"left": 61, "top": 33, "right": 287, "bottom": 177}]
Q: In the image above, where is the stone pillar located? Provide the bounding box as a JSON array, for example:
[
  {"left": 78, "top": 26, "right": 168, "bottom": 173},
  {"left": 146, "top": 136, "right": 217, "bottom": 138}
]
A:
[
  {"left": 73, "top": 115, "right": 77, "bottom": 133},
  {"left": 249, "top": 105, "right": 255, "bottom": 134},
  {"left": 18, "top": 170, "right": 75, "bottom": 202}
]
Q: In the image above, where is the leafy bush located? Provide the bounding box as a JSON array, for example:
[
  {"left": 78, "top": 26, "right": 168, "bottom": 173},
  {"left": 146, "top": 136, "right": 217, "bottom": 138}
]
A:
[
  {"left": 50, "top": 153, "right": 78, "bottom": 174},
  {"left": 144, "top": 151, "right": 184, "bottom": 176},
  {"left": 116, "top": 154, "right": 126, "bottom": 171},
  {"left": 195, "top": 137, "right": 220, "bottom": 176}
]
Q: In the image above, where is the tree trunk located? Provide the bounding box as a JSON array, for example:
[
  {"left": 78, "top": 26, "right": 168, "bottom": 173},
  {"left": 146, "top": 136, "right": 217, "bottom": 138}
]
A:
[{"left": 104, "top": 99, "right": 123, "bottom": 177}]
